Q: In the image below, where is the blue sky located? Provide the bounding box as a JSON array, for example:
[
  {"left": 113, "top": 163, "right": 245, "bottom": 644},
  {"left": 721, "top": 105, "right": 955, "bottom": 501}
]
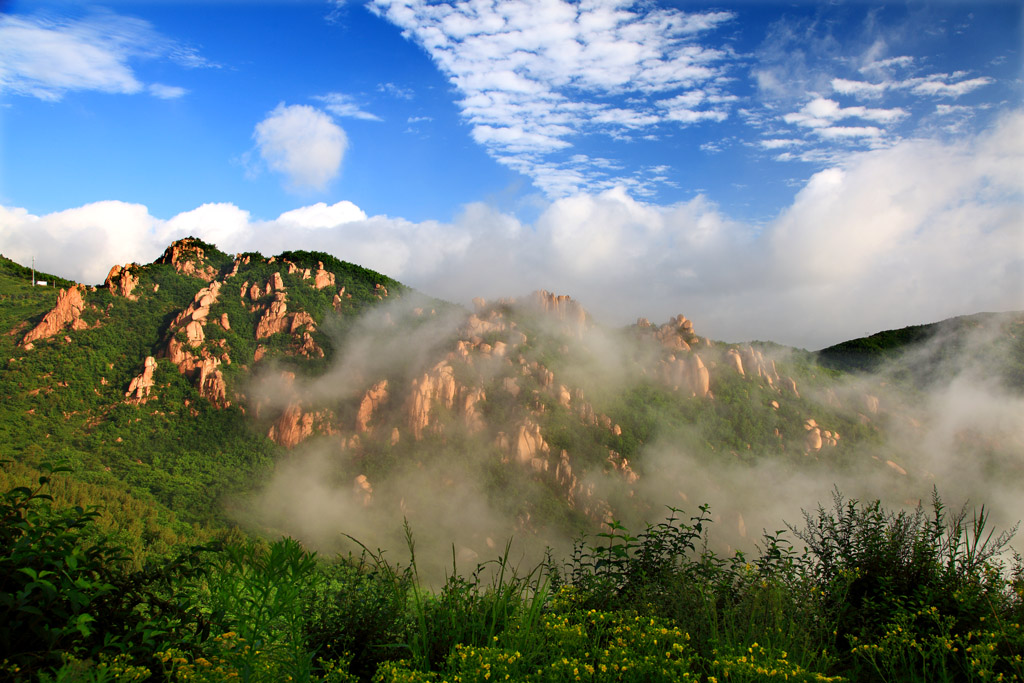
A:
[{"left": 1, "top": 0, "right": 1021, "bottom": 348}]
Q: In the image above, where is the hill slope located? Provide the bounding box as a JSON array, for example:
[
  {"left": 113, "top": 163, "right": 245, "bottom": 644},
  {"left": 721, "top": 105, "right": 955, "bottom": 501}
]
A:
[{"left": 2, "top": 240, "right": 1022, "bottom": 571}]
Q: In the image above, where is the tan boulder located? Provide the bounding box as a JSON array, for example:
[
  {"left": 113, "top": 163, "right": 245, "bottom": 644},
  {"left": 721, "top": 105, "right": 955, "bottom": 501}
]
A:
[
  {"left": 886, "top": 460, "right": 907, "bottom": 476},
  {"left": 725, "top": 348, "right": 744, "bottom": 375},
  {"left": 313, "top": 263, "right": 335, "bottom": 290},
  {"left": 805, "top": 427, "right": 823, "bottom": 451}
]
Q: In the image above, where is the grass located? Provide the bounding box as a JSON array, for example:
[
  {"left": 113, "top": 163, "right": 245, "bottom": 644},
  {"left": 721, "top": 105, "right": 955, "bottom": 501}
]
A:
[{"left": 3, "top": 464, "right": 1022, "bottom": 682}]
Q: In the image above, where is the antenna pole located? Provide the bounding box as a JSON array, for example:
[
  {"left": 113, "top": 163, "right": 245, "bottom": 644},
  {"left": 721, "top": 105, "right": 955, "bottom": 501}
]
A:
[{"left": 32, "top": 257, "right": 35, "bottom": 286}]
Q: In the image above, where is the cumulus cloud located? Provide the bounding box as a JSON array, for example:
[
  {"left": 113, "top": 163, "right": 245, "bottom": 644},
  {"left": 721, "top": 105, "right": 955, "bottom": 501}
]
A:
[
  {"left": 3, "top": 110, "right": 1021, "bottom": 349},
  {"left": 276, "top": 201, "right": 368, "bottom": 228},
  {"left": 369, "top": 0, "right": 736, "bottom": 196},
  {"left": 0, "top": 12, "right": 200, "bottom": 101},
  {"left": 253, "top": 103, "right": 349, "bottom": 192},
  {"left": 0, "top": 201, "right": 164, "bottom": 282}
]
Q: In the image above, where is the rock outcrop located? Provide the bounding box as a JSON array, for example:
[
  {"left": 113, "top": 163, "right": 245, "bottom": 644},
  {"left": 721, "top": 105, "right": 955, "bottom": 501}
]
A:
[
  {"left": 104, "top": 265, "right": 139, "bottom": 299},
  {"left": 659, "top": 353, "right": 710, "bottom": 397},
  {"left": 408, "top": 362, "right": 457, "bottom": 438},
  {"left": 125, "top": 356, "right": 158, "bottom": 403},
  {"left": 268, "top": 404, "right": 314, "bottom": 448},
  {"left": 22, "top": 285, "right": 88, "bottom": 347},
  {"left": 313, "top": 262, "right": 335, "bottom": 290},
  {"left": 356, "top": 380, "right": 389, "bottom": 433},
  {"left": 156, "top": 238, "right": 217, "bottom": 281},
  {"left": 530, "top": 290, "right": 587, "bottom": 336}
]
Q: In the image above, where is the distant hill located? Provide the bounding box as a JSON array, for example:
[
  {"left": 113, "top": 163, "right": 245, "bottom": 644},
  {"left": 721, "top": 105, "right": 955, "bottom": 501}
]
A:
[{"left": 816, "top": 311, "right": 1024, "bottom": 391}]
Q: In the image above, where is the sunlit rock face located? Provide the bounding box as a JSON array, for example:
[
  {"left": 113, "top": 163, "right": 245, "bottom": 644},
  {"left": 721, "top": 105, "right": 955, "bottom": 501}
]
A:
[{"left": 21, "top": 285, "right": 88, "bottom": 347}]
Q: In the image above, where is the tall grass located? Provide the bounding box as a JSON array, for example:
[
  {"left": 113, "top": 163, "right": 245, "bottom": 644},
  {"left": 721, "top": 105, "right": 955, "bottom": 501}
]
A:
[{"left": 3, "top": 468, "right": 1022, "bottom": 682}]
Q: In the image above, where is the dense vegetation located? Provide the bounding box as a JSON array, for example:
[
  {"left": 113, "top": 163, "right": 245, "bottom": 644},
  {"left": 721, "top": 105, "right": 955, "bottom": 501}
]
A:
[{"left": 2, "top": 464, "right": 1022, "bottom": 682}]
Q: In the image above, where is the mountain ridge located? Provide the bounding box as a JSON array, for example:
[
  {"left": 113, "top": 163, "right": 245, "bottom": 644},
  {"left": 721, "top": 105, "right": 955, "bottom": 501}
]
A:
[{"left": 2, "top": 239, "right": 1022, "bottom": 570}]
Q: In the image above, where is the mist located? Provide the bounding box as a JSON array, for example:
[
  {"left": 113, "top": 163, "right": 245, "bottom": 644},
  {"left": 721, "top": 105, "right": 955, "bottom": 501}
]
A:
[{"left": 236, "top": 294, "right": 1024, "bottom": 582}]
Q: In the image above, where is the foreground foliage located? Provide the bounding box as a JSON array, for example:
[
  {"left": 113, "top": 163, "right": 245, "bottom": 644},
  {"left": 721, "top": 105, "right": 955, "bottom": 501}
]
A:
[{"left": 2, "top": 466, "right": 1022, "bottom": 682}]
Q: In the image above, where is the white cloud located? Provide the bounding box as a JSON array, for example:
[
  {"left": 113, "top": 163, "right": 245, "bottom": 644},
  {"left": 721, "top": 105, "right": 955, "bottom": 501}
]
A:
[
  {"left": 910, "top": 76, "right": 994, "bottom": 98},
  {"left": 148, "top": 83, "right": 187, "bottom": 99},
  {"left": 370, "top": 0, "right": 736, "bottom": 196},
  {"left": 759, "top": 138, "right": 804, "bottom": 150},
  {"left": 158, "top": 203, "right": 253, "bottom": 249},
  {"left": 313, "top": 92, "right": 382, "bottom": 121},
  {"left": 0, "top": 201, "right": 163, "bottom": 282},
  {"left": 0, "top": 14, "right": 142, "bottom": 100},
  {"left": 784, "top": 97, "right": 908, "bottom": 130},
  {"left": 3, "top": 111, "right": 1021, "bottom": 349},
  {"left": 831, "top": 74, "right": 995, "bottom": 101},
  {"left": 0, "top": 12, "right": 202, "bottom": 101},
  {"left": 831, "top": 77, "right": 889, "bottom": 99},
  {"left": 253, "top": 103, "right": 348, "bottom": 192}
]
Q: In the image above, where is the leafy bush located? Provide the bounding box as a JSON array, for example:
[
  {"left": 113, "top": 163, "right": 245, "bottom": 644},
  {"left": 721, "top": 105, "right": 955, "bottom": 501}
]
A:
[{"left": 0, "top": 462, "right": 210, "bottom": 680}]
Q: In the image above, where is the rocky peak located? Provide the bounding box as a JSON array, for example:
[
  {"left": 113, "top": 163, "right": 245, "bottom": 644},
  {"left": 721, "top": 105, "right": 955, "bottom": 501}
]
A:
[
  {"left": 530, "top": 290, "right": 587, "bottom": 335},
  {"left": 640, "top": 313, "right": 700, "bottom": 352},
  {"left": 156, "top": 238, "right": 217, "bottom": 281}
]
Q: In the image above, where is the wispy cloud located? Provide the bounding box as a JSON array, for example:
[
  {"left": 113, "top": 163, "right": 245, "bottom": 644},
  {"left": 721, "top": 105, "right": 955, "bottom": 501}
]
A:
[
  {"left": 0, "top": 11, "right": 203, "bottom": 101},
  {"left": 369, "top": 0, "right": 736, "bottom": 196},
  {"left": 832, "top": 74, "right": 995, "bottom": 100},
  {"left": 314, "top": 92, "right": 382, "bottom": 121},
  {"left": 148, "top": 83, "right": 187, "bottom": 99}
]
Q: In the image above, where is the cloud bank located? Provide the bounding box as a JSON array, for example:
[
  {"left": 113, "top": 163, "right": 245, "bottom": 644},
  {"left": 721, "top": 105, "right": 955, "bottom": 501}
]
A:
[{"left": 2, "top": 110, "right": 1021, "bottom": 350}]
